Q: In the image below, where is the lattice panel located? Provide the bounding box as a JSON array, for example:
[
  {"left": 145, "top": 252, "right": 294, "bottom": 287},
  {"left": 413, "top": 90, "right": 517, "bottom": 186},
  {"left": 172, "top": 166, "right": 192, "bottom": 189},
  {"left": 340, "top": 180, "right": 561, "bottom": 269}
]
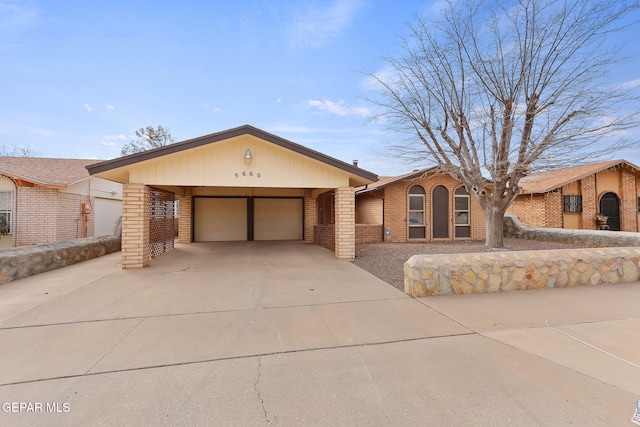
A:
[{"left": 149, "top": 188, "right": 175, "bottom": 259}]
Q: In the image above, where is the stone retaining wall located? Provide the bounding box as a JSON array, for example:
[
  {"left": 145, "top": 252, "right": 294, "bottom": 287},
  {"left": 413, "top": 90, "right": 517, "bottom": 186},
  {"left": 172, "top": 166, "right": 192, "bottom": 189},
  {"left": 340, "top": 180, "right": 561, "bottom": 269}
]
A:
[
  {"left": 0, "top": 235, "right": 121, "bottom": 285},
  {"left": 504, "top": 213, "right": 640, "bottom": 246},
  {"left": 404, "top": 247, "right": 640, "bottom": 297}
]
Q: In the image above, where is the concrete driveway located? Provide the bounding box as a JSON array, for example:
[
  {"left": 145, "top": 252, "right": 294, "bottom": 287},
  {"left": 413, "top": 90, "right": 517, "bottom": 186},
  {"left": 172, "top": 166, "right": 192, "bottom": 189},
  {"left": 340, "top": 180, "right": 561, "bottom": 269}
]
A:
[{"left": 0, "top": 241, "right": 638, "bottom": 426}]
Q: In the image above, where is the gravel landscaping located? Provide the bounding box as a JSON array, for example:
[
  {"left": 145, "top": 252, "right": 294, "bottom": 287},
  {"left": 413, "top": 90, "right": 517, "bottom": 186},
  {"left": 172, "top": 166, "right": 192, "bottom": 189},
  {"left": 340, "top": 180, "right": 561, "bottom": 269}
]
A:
[{"left": 351, "top": 238, "right": 604, "bottom": 291}]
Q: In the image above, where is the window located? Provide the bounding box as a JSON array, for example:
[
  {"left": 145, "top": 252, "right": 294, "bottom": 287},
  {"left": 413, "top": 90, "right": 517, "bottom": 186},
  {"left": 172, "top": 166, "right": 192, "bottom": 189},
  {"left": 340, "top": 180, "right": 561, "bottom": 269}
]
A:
[
  {"left": 563, "top": 195, "right": 582, "bottom": 213},
  {"left": 408, "top": 185, "right": 425, "bottom": 238},
  {"left": 454, "top": 187, "right": 471, "bottom": 238},
  {"left": 454, "top": 187, "right": 470, "bottom": 226},
  {"left": 0, "top": 191, "right": 12, "bottom": 234}
]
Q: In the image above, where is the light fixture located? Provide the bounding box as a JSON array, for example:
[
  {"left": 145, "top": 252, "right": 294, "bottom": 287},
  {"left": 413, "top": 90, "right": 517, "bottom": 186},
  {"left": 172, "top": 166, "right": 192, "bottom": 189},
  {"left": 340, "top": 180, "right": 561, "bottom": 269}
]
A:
[{"left": 244, "top": 149, "right": 252, "bottom": 163}]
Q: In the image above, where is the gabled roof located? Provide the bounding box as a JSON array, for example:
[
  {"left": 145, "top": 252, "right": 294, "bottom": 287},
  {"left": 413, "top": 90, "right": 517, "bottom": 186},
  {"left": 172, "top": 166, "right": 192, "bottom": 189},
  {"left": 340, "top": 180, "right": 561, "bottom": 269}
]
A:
[
  {"left": 519, "top": 160, "right": 640, "bottom": 194},
  {"left": 356, "top": 167, "right": 439, "bottom": 194},
  {"left": 86, "top": 124, "right": 378, "bottom": 183},
  {"left": 0, "top": 157, "right": 99, "bottom": 188}
]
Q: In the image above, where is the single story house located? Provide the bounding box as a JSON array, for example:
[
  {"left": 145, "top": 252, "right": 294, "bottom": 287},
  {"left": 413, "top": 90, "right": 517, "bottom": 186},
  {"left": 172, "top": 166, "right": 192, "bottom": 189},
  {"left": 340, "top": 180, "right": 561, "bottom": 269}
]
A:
[
  {"left": 507, "top": 160, "right": 640, "bottom": 231},
  {"left": 86, "top": 125, "right": 378, "bottom": 268},
  {"left": 0, "top": 157, "right": 123, "bottom": 249},
  {"left": 355, "top": 168, "right": 486, "bottom": 243}
]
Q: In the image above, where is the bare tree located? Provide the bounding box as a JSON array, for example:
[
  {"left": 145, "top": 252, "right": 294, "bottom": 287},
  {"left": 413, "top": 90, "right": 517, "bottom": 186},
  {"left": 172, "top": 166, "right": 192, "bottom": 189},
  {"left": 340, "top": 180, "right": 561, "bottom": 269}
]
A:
[
  {"left": 367, "top": 0, "right": 640, "bottom": 248},
  {"left": 0, "top": 144, "right": 42, "bottom": 157},
  {"left": 121, "top": 125, "right": 176, "bottom": 156}
]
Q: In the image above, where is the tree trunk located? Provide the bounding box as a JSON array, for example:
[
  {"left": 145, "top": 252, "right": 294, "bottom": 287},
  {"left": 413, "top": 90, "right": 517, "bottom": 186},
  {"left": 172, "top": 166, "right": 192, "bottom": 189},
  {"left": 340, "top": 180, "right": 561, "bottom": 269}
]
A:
[{"left": 485, "top": 206, "right": 506, "bottom": 248}]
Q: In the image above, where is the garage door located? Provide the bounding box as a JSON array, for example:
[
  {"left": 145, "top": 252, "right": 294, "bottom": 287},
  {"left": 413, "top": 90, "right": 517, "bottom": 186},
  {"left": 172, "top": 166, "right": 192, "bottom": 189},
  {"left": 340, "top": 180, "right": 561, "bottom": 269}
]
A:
[
  {"left": 194, "top": 198, "right": 247, "bottom": 241},
  {"left": 254, "top": 198, "right": 303, "bottom": 240}
]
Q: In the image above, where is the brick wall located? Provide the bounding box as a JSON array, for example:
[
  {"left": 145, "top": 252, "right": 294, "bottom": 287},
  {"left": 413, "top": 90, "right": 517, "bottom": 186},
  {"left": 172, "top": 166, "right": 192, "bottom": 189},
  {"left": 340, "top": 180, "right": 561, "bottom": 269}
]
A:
[
  {"left": 334, "top": 187, "right": 355, "bottom": 259},
  {"left": 15, "top": 186, "right": 95, "bottom": 246},
  {"left": 355, "top": 224, "right": 383, "bottom": 243},
  {"left": 377, "top": 173, "right": 485, "bottom": 242},
  {"left": 508, "top": 194, "right": 547, "bottom": 227},
  {"left": 314, "top": 224, "right": 335, "bottom": 251},
  {"left": 581, "top": 175, "right": 597, "bottom": 230},
  {"left": 544, "top": 190, "right": 563, "bottom": 228},
  {"left": 122, "top": 184, "right": 150, "bottom": 268},
  {"left": 355, "top": 194, "right": 383, "bottom": 224},
  {"left": 621, "top": 169, "right": 638, "bottom": 232},
  {"left": 178, "top": 187, "right": 193, "bottom": 243},
  {"left": 304, "top": 189, "right": 317, "bottom": 242}
]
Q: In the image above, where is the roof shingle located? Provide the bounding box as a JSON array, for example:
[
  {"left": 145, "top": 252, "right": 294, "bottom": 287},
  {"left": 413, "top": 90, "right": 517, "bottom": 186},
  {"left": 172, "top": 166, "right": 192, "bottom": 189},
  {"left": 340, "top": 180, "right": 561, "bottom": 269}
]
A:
[
  {"left": 519, "top": 160, "right": 640, "bottom": 194},
  {"left": 0, "top": 157, "right": 100, "bottom": 187}
]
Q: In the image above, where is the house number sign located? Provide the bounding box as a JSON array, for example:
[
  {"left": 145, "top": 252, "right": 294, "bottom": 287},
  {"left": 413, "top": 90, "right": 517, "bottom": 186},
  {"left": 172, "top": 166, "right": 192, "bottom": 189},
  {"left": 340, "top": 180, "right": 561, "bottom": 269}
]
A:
[{"left": 234, "top": 171, "right": 261, "bottom": 178}]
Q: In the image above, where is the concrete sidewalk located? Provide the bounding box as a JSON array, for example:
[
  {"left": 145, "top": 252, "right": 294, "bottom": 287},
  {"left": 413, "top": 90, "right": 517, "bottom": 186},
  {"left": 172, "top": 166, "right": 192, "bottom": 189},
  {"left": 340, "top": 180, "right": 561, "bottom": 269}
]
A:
[{"left": 0, "top": 242, "right": 638, "bottom": 426}]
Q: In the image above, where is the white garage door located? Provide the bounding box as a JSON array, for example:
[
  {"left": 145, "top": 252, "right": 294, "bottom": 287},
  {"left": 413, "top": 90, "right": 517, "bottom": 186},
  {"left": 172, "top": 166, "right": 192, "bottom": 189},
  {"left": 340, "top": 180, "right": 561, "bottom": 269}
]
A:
[
  {"left": 254, "top": 198, "right": 303, "bottom": 240},
  {"left": 194, "top": 198, "right": 247, "bottom": 241}
]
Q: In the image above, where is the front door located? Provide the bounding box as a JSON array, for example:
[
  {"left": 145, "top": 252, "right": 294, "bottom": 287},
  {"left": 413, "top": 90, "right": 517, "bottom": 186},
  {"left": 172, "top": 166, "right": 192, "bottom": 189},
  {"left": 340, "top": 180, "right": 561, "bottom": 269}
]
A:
[
  {"left": 432, "top": 185, "right": 449, "bottom": 238},
  {"left": 599, "top": 192, "right": 621, "bottom": 231}
]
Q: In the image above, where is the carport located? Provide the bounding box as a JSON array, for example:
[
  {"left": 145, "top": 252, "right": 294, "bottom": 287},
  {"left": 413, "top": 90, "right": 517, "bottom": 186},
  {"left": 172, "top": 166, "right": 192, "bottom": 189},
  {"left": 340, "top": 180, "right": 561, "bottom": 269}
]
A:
[{"left": 86, "top": 125, "right": 377, "bottom": 268}]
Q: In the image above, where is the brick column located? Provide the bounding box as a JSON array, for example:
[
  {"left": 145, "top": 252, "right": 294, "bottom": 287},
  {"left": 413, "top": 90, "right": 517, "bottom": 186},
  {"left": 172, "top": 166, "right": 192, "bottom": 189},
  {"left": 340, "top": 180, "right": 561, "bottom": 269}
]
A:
[
  {"left": 122, "top": 184, "right": 150, "bottom": 269},
  {"left": 304, "top": 189, "right": 316, "bottom": 242},
  {"left": 581, "top": 175, "right": 597, "bottom": 229},
  {"left": 544, "top": 190, "right": 563, "bottom": 228},
  {"left": 178, "top": 187, "right": 193, "bottom": 243},
  {"left": 621, "top": 170, "right": 638, "bottom": 232},
  {"left": 334, "top": 187, "right": 355, "bottom": 260}
]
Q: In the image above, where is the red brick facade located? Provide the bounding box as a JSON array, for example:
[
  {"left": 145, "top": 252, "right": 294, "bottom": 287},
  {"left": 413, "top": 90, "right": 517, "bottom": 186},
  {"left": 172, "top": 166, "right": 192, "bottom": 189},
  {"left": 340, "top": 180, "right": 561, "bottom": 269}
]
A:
[
  {"left": 508, "top": 162, "right": 640, "bottom": 232},
  {"left": 356, "top": 172, "right": 486, "bottom": 243}
]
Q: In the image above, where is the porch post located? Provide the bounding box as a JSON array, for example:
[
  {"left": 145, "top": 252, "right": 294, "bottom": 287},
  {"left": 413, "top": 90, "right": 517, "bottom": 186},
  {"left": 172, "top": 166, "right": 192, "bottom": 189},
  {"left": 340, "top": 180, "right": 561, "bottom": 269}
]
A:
[
  {"left": 304, "top": 189, "right": 316, "bottom": 242},
  {"left": 334, "top": 186, "right": 355, "bottom": 260},
  {"left": 122, "top": 183, "right": 150, "bottom": 268},
  {"left": 178, "top": 187, "right": 193, "bottom": 243}
]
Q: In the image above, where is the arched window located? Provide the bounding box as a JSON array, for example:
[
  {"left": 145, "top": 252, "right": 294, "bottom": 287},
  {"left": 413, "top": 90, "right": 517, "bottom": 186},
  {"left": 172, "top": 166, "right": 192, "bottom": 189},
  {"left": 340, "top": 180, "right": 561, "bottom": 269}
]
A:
[
  {"left": 408, "top": 185, "right": 425, "bottom": 238},
  {"left": 455, "top": 187, "right": 470, "bottom": 238}
]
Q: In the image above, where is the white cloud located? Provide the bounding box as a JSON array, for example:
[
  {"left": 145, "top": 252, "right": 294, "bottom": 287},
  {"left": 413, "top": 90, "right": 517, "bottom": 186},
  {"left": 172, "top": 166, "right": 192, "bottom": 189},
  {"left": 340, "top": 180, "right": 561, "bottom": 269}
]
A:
[
  {"left": 307, "top": 99, "right": 371, "bottom": 117},
  {"left": 288, "top": 0, "right": 366, "bottom": 50},
  {"left": 619, "top": 78, "right": 640, "bottom": 90},
  {"left": 105, "top": 104, "right": 115, "bottom": 111},
  {"left": 277, "top": 98, "right": 283, "bottom": 103},
  {"left": 82, "top": 103, "right": 92, "bottom": 112}
]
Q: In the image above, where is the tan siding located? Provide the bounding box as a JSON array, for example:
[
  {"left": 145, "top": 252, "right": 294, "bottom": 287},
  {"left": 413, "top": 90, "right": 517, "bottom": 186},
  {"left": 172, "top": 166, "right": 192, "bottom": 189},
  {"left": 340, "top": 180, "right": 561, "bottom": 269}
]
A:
[{"left": 128, "top": 135, "right": 351, "bottom": 188}]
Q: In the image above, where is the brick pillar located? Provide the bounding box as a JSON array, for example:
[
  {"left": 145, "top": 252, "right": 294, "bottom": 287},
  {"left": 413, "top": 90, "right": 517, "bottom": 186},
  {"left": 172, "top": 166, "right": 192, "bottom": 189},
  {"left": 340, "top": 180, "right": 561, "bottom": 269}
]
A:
[
  {"left": 122, "top": 184, "right": 150, "bottom": 269},
  {"left": 304, "top": 189, "right": 316, "bottom": 242},
  {"left": 178, "top": 187, "right": 193, "bottom": 243},
  {"left": 544, "top": 190, "right": 563, "bottom": 228},
  {"left": 334, "top": 187, "right": 355, "bottom": 260},
  {"left": 581, "top": 175, "right": 597, "bottom": 229},
  {"left": 621, "top": 170, "right": 638, "bottom": 232}
]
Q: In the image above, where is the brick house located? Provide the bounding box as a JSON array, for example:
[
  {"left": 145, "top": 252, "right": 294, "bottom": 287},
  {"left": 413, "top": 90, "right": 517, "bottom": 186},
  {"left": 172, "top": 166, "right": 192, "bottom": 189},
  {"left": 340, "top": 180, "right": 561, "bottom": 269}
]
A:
[
  {"left": 355, "top": 168, "right": 486, "bottom": 243},
  {"left": 0, "top": 157, "right": 122, "bottom": 249},
  {"left": 507, "top": 160, "right": 640, "bottom": 231},
  {"left": 86, "top": 125, "right": 377, "bottom": 268}
]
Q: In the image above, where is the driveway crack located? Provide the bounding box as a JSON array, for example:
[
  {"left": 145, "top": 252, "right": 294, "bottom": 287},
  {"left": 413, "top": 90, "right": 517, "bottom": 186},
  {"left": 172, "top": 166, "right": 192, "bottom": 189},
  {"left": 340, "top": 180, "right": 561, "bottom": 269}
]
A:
[{"left": 255, "top": 356, "right": 275, "bottom": 426}]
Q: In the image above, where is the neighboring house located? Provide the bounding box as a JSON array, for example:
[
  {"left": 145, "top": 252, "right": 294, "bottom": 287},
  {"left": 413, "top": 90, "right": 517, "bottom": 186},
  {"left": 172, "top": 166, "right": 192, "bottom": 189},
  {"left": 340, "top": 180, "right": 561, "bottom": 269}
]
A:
[
  {"left": 355, "top": 168, "right": 486, "bottom": 243},
  {"left": 0, "top": 157, "right": 123, "bottom": 249},
  {"left": 86, "top": 125, "right": 377, "bottom": 268},
  {"left": 507, "top": 160, "right": 640, "bottom": 231}
]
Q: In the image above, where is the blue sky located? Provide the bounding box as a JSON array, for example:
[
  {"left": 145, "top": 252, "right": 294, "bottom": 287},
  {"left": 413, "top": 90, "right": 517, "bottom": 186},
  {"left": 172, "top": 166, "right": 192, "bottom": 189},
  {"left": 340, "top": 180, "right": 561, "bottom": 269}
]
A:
[{"left": 1, "top": 0, "right": 639, "bottom": 176}]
